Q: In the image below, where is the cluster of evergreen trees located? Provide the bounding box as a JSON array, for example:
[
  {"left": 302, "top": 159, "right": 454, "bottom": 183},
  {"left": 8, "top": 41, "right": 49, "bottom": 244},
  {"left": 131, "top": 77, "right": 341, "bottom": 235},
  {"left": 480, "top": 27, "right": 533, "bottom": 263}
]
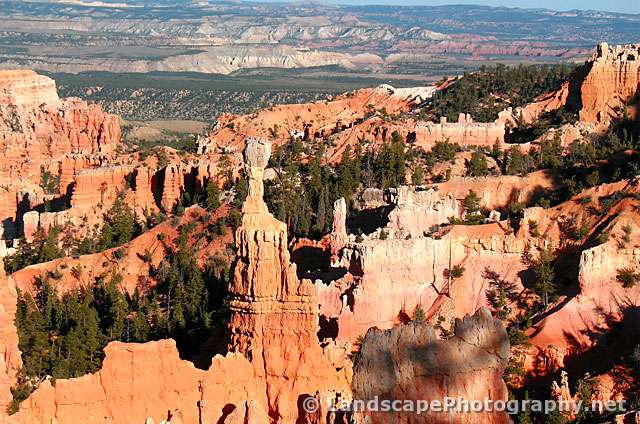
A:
[
  {"left": 10, "top": 222, "right": 229, "bottom": 414},
  {"left": 428, "top": 63, "right": 575, "bottom": 122},
  {"left": 5, "top": 196, "right": 144, "bottom": 274},
  {"left": 263, "top": 133, "right": 428, "bottom": 238},
  {"left": 495, "top": 125, "right": 639, "bottom": 206}
]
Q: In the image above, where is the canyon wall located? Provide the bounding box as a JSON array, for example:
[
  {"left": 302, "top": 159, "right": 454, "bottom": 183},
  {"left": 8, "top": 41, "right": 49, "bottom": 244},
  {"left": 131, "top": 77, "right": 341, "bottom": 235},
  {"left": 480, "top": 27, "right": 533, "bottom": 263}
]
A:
[
  {"left": 0, "top": 71, "right": 120, "bottom": 186},
  {"left": 12, "top": 340, "right": 263, "bottom": 424},
  {"left": 0, "top": 70, "right": 121, "bottom": 239},
  {"left": 26, "top": 157, "right": 216, "bottom": 241},
  {"left": 318, "top": 220, "right": 533, "bottom": 343},
  {"left": 0, "top": 70, "right": 60, "bottom": 108},
  {"left": 384, "top": 186, "right": 461, "bottom": 237}
]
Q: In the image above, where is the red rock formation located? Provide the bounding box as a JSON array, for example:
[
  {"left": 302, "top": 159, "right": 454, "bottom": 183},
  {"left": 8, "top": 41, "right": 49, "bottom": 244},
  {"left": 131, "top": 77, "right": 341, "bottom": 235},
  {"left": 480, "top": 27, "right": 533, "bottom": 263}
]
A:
[
  {"left": 352, "top": 307, "right": 510, "bottom": 424},
  {"left": 226, "top": 137, "right": 349, "bottom": 422},
  {"left": 501, "top": 43, "right": 640, "bottom": 129},
  {"left": 202, "top": 85, "right": 430, "bottom": 157},
  {"left": 33, "top": 157, "right": 215, "bottom": 240},
  {"left": 0, "top": 70, "right": 60, "bottom": 108},
  {"left": 435, "top": 170, "right": 556, "bottom": 211},
  {"left": 503, "top": 82, "right": 570, "bottom": 125},
  {"left": 323, "top": 114, "right": 506, "bottom": 163},
  {"left": 0, "top": 70, "right": 121, "bottom": 240},
  {"left": 318, "top": 223, "right": 533, "bottom": 343},
  {"left": 4, "top": 140, "right": 349, "bottom": 424},
  {"left": 573, "top": 43, "right": 640, "bottom": 125},
  {"left": 12, "top": 340, "right": 264, "bottom": 424},
  {"left": 0, "top": 72, "right": 120, "bottom": 186},
  {"left": 21, "top": 212, "right": 39, "bottom": 243}
]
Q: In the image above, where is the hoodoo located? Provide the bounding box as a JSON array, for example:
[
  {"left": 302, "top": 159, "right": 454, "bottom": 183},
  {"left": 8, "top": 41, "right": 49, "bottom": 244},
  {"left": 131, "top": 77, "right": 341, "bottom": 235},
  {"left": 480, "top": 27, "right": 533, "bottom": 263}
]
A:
[{"left": 227, "top": 137, "right": 349, "bottom": 422}]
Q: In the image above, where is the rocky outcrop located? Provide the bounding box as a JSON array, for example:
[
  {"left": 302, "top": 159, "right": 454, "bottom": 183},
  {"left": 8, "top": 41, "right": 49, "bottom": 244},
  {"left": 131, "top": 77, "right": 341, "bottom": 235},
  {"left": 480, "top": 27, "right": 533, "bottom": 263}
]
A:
[
  {"left": 330, "top": 197, "right": 349, "bottom": 263},
  {"left": 528, "top": 242, "right": 640, "bottom": 374},
  {"left": 12, "top": 340, "right": 264, "bottom": 424},
  {"left": 573, "top": 43, "right": 640, "bottom": 125},
  {"left": 385, "top": 186, "right": 461, "bottom": 237},
  {"left": 360, "top": 171, "right": 556, "bottom": 217},
  {"left": 0, "top": 70, "right": 60, "bottom": 108},
  {"left": 352, "top": 307, "right": 510, "bottom": 424},
  {"left": 227, "top": 137, "right": 348, "bottom": 422},
  {"left": 31, "top": 157, "right": 216, "bottom": 241},
  {"left": 318, "top": 223, "right": 531, "bottom": 343},
  {"left": 201, "top": 85, "right": 430, "bottom": 157},
  {"left": 522, "top": 179, "right": 640, "bottom": 374},
  {"left": 0, "top": 70, "right": 121, "bottom": 239},
  {"left": 497, "top": 43, "right": 640, "bottom": 130},
  {"left": 435, "top": 171, "right": 556, "bottom": 211}
]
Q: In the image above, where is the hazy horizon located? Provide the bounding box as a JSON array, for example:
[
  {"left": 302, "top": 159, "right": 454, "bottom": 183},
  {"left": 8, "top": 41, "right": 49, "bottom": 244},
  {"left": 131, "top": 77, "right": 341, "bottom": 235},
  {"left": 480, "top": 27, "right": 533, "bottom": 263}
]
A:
[{"left": 255, "top": 0, "right": 640, "bottom": 15}]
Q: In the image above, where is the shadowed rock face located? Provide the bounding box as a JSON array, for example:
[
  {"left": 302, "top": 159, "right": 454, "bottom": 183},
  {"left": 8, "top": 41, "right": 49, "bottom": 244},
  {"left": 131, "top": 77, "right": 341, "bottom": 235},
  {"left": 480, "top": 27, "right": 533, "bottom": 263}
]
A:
[{"left": 352, "top": 307, "right": 510, "bottom": 424}]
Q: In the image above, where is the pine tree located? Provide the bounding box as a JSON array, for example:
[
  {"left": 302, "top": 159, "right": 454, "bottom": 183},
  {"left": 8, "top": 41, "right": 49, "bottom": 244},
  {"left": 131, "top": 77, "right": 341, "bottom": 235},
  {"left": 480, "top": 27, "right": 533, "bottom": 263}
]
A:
[
  {"left": 466, "top": 150, "right": 490, "bottom": 177},
  {"left": 463, "top": 190, "right": 482, "bottom": 215},
  {"left": 412, "top": 304, "right": 426, "bottom": 323},
  {"left": 506, "top": 146, "right": 528, "bottom": 176},
  {"left": 94, "top": 272, "right": 127, "bottom": 342},
  {"left": 533, "top": 246, "right": 556, "bottom": 307},
  {"left": 205, "top": 181, "right": 221, "bottom": 211},
  {"left": 411, "top": 166, "right": 424, "bottom": 185}
]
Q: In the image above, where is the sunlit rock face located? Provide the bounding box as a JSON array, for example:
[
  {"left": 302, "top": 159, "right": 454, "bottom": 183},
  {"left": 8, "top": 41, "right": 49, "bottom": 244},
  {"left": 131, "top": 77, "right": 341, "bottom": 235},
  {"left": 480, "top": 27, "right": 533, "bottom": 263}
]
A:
[
  {"left": 227, "top": 137, "right": 349, "bottom": 423},
  {"left": 0, "top": 69, "right": 121, "bottom": 239},
  {"left": 573, "top": 43, "right": 640, "bottom": 125}
]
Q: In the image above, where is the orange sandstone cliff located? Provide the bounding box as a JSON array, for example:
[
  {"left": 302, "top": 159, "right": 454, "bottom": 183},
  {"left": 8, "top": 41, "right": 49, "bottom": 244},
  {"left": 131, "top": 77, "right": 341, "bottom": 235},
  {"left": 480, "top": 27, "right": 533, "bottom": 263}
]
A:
[
  {"left": 0, "top": 70, "right": 120, "bottom": 240},
  {"left": 572, "top": 43, "right": 640, "bottom": 125}
]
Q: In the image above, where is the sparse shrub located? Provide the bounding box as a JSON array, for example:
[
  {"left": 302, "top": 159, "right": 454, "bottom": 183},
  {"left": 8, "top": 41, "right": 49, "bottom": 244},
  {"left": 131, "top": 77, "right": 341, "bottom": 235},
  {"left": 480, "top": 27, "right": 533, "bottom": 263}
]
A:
[
  {"left": 577, "top": 195, "right": 592, "bottom": 205},
  {"left": 450, "top": 265, "right": 465, "bottom": 279},
  {"left": 47, "top": 269, "right": 63, "bottom": 280},
  {"left": 528, "top": 220, "right": 540, "bottom": 237},
  {"left": 508, "top": 327, "right": 531, "bottom": 347},
  {"left": 616, "top": 267, "right": 640, "bottom": 288},
  {"left": 411, "top": 166, "right": 424, "bottom": 185},
  {"left": 595, "top": 231, "right": 610, "bottom": 245},
  {"left": 112, "top": 247, "right": 126, "bottom": 260},
  {"left": 622, "top": 224, "right": 633, "bottom": 244},
  {"left": 412, "top": 304, "right": 425, "bottom": 323}
]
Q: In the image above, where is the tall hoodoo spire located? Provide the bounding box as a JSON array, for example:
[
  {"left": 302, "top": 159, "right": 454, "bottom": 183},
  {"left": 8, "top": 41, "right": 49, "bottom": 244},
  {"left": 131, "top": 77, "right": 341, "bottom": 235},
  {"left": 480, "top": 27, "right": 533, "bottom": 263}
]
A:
[{"left": 226, "top": 137, "right": 348, "bottom": 422}]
